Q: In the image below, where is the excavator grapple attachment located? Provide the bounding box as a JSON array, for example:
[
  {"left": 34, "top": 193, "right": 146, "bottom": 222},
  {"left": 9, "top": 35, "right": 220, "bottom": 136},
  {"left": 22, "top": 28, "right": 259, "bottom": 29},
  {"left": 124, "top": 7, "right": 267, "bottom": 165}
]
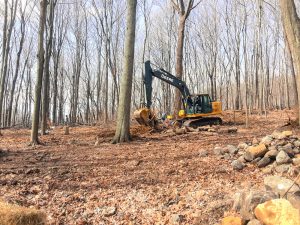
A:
[{"left": 133, "top": 108, "right": 157, "bottom": 127}]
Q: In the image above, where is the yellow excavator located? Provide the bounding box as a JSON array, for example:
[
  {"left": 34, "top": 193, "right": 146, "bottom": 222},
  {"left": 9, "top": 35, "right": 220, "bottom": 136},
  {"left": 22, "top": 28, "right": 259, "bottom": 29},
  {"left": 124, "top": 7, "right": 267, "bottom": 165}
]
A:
[{"left": 134, "top": 61, "right": 222, "bottom": 128}]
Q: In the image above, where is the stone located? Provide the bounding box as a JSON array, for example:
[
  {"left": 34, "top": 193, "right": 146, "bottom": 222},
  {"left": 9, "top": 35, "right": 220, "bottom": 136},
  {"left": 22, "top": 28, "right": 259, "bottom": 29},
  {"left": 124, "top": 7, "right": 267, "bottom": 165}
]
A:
[
  {"left": 252, "top": 137, "right": 259, "bottom": 145},
  {"left": 246, "top": 144, "right": 267, "bottom": 159},
  {"left": 102, "top": 206, "right": 116, "bottom": 217},
  {"left": 221, "top": 216, "right": 243, "bottom": 225},
  {"left": 227, "top": 145, "right": 239, "bottom": 155},
  {"left": 264, "top": 150, "right": 278, "bottom": 159},
  {"left": 260, "top": 135, "right": 273, "bottom": 146},
  {"left": 276, "top": 151, "right": 291, "bottom": 165},
  {"left": 292, "top": 158, "right": 300, "bottom": 166},
  {"left": 208, "top": 128, "right": 216, "bottom": 132},
  {"left": 275, "top": 164, "right": 291, "bottom": 174},
  {"left": 252, "top": 157, "right": 262, "bottom": 164},
  {"left": 214, "top": 146, "right": 228, "bottom": 155},
  {"left": 237, "top": 155, "right": 246, "bottom": 163},
  {"left": 280, "top": 144, "right": 295, "bottom": 157},
  {"left": 228, "top": 127, "right": 238, "bottom": 133},
  {"left": 238, "top": 142, "right": 248, "bottom": 150},
  {"left": 271, "top": 130, "right": 281, "bottom": 139},
  {"left": 276, "top": 139, "right": 288, "bottom": 146},
  {"left": 175, "top": 128, "right": 186, "bottom": 135},
  {"left": 247, "top": 219, "right": 262, "bottom": 225},
  {"left": 262, "top": 166, "right": 273, "bottom": 175},
  {"left": 282, "top": 142, "right": 293, "bottom": 149},
  {"left": 224, "top": 153, "right": 231, "bottom": 160},
  {"left": 232, "top": 190, "right": 277, "bottom": 221},
  {"left": 287, "top": 192, "right": 300, "bottom": 210},
  {"left": 231, "top": 160, "right": 245, "bottom": 171},
  {"left": 293, "top": 148, "right": 300, "bottom": 154},
  {"left": 244, "top": 152, "right": 255, "bottom": 162},
  {"left": 294, "top": 140, "right": 300, "bottom": 147},
  {"left": 171, "top": 214, "right": 184, "bottom": 224},
  {"left": 296, "top": 154, "right": 300, "bottom": 159},
  {"left": 257, "top": 157, "right": 271, "bottom": 168},
  {"left": 268, "top": 146, "right": 277, "bottom": 151},
  {"left": 254, "top": 199, "right": 300, "bottom": 225},
  {"left": 264, "top": 175, "right": 300, "bottom": 197},
  {"left": 199, "top": 150, "right": 208, "bottom": 157},
  {"left": 281, "top": 130, "right": 293, "bottom": 137}
]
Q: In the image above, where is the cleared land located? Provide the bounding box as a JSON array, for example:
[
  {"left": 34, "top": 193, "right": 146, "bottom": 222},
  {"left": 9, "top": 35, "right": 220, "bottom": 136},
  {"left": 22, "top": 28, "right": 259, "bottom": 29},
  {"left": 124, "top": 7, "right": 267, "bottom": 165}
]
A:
[{"left": 0, "top": 110, "right": 297, "bottom": 224}]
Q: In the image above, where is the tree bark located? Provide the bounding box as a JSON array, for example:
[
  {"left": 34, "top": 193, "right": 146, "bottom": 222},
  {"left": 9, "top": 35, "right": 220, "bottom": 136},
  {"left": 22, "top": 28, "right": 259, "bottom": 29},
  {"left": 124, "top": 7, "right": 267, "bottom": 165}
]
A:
[
  {"left": 42, "top": 0, "right": 56, "bottom": 134},
  {"left": 112, "top": 0, "right": 137, "bottom": 143},
  {"left": 31, "top": 0, "right": 47, "bottom": 144},
  {"left": 279, "top": 0, "right": 300, "bottom": 124}
]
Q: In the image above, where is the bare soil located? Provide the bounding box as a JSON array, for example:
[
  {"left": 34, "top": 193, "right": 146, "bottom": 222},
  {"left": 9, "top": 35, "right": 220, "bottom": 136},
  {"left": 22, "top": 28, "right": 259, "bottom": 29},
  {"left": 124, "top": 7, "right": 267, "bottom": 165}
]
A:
[{"left": 0, "top": 110, "right": 298, "bottom": 224}]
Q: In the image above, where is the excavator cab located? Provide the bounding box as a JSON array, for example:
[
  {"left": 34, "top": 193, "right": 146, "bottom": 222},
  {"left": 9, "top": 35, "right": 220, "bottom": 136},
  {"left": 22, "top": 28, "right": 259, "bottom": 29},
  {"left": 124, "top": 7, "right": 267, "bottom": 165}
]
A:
[{"left": 189, "top": 94, "right": 213, "bottom": 114}]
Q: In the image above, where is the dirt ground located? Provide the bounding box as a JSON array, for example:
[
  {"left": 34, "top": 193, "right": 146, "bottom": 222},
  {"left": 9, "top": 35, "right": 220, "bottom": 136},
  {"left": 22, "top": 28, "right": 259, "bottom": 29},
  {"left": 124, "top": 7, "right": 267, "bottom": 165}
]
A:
[{"left": 0, "top": 110, "right": 298, "bottom": 225}]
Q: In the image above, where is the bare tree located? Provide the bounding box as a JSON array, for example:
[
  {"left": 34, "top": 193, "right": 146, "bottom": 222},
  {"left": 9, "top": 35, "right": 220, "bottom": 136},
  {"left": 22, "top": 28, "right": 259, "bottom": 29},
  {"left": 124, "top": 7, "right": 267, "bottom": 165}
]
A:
[
  {"left": 112, "top": 0, "right": 137, "bottom": 143},
  {"left": 31, "top": 0, "right": 47, "bottom": 144},
  {"left": 280, "top": 0, "right": 300, "bottom": 124},
  {"left": 41, "top": 0, "right": 57, "bottom": 134},
  {"left": 0, "top": 0, "right": 18, "bottom": 132},
  {"left": 171, "top": 0, "right": 201, "bottom": 116}
]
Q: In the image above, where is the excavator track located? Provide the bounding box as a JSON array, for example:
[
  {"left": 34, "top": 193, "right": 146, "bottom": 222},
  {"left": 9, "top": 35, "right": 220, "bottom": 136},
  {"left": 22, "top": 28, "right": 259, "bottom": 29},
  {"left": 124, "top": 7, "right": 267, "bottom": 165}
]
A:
[{"left": 182, "top": 117, "right": 222, "bottom": 128}]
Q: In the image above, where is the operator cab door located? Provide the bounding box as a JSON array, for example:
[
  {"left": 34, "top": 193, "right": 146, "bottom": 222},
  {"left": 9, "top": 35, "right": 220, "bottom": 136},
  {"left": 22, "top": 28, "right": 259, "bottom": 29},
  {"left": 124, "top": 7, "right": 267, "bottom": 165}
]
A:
[{"left": 195, "top": 94, "right": 213, "bottom": 114}]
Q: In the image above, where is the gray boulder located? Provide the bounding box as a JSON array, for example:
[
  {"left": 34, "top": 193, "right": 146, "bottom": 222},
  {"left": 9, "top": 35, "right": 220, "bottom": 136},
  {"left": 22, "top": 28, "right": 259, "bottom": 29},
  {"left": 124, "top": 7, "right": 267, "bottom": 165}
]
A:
[
  {"left": 275, "top": 164, "right": 291, "bottom": 174},
  {"left": 244, "top": 151, "right": 255, "bottom": 162},
  {"left": 292, "top": 158, "right": 300, "bottom": 166},
  {"left": 260, "top": 135, "right": 273, "bottom": 146},
  {"left": 257, "top": 157, "right": 271, "bottom": 168},
  {"left": 264, "top": 149, "right": 278, "bottom": 159},
  {"left": 231, "top": 160, "right": 245, "bottom": 170},
  {"left": 227, "top": 145, "right": 239, "bottom": 155},
  {"left": 264, "top": 175, "right": 300, "bottom": 197},
  {"left": 276, "top": 150, "right": 291, "bottom": 165},
  {"left": 232, "top": 190, "right": 277, "bottom": 221},
  {"left": 294, "top": 140, "right": 300, "bottom": 147}
]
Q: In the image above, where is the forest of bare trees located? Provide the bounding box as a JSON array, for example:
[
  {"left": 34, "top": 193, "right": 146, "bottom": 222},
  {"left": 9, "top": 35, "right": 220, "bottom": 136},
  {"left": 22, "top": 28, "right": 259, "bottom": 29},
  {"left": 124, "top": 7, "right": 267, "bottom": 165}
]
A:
[{"left": 0, "top": 0, "right": 298, "bottom": 129}]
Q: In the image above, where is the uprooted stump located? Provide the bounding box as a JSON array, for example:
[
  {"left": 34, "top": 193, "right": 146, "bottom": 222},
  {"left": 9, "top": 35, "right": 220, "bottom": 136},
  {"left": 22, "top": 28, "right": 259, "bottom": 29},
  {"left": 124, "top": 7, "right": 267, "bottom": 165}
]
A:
[{"left": 0, "top": 201, "right": 46, "bottom": 225}]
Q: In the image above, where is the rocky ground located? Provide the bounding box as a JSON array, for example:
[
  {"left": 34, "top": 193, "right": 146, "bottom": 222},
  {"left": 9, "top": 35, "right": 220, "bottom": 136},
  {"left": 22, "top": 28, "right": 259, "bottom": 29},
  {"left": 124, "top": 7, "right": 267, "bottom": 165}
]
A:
[{"left": 0, "top": 110, "right": 299, "bottom": 224}]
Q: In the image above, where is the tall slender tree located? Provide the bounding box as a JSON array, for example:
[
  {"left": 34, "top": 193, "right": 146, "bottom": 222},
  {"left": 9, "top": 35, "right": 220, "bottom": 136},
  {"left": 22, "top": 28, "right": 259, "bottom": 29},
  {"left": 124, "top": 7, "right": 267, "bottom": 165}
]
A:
[
  {"left": 31, "top": 0, "right": 47, "bottom": 144},
  {"left": 112, "top": 0, "right": 137, "bottom": 143},
  {"left": 41, "top": 0, "right": 57, "bottom": 134},
  {"left": 279, "top": 0, "right": 300, "bottom": 124},
  {"left": 171, "top": 0, "right": 201, "bottom": 116}
]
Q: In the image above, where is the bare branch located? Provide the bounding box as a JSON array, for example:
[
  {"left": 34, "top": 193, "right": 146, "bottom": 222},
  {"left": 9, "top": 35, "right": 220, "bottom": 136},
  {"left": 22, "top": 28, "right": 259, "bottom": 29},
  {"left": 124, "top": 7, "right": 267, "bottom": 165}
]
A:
[{"left": 171, "top": 0, "right": 181, "bottom": 13}]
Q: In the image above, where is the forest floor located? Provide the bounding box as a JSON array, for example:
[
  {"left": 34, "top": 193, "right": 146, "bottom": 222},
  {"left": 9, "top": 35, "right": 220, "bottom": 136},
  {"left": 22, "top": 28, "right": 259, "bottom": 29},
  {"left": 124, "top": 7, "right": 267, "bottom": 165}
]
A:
[{"left": 0, "top": 110, "right": 298, "bottom": 225}]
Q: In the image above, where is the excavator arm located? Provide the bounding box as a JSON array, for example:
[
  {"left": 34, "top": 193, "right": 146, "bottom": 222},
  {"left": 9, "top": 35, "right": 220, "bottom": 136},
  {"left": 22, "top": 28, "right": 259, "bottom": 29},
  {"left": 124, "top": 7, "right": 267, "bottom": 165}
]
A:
[{"left": 144, "top": 60, "right": 192, "bottom": 109}]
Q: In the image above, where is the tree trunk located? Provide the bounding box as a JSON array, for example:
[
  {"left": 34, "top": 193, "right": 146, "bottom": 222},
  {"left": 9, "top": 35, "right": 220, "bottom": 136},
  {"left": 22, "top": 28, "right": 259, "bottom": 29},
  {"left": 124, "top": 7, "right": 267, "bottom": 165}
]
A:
[
  {"left": 31, "top": 0, "right": 47, "bottom": 144},
  {"left": 112, "top": 0, "right": 137, "bottom": 143},
  {"left": 174, "top": 17, "right": 186, "bottom": 116},
  {"left": 7, "top": 14, "right": 26, "bottom": 127},
  {"left": 42, "top": 0, "right": 56, "bottom": 134},
  {"left": 280, "top": 0, "right": 300, "bottom": 124}
]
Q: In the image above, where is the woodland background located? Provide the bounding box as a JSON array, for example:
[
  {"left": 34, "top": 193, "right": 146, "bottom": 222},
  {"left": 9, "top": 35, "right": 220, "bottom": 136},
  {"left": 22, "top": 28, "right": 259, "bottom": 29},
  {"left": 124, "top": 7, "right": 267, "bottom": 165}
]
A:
[{"left": 0, "top": 0, "right": 298, "bottom": 128}]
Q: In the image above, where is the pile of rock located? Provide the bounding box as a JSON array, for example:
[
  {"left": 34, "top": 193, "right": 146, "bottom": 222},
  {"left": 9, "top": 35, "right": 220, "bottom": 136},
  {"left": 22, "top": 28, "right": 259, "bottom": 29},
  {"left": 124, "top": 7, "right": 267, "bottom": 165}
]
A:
[
  {"left": 221, "top": 175, "right": 300, "bottom": 225},
  {"left": 228, "top": 130, "right": 300, "bottom": 172}
]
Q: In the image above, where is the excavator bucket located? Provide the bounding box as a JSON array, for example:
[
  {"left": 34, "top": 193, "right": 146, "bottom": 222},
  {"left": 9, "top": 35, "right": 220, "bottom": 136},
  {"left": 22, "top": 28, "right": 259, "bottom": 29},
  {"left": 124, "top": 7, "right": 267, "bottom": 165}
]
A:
[{"left": 133, "top": 108, "right": 157, "bottom": 127}]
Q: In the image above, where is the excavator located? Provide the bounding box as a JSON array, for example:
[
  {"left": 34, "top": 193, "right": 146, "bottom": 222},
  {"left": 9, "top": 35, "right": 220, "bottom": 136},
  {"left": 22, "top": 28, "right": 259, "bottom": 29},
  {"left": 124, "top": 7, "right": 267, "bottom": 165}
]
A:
[{"left": 134, "top": 60, "right": 222, "bottom": 128}]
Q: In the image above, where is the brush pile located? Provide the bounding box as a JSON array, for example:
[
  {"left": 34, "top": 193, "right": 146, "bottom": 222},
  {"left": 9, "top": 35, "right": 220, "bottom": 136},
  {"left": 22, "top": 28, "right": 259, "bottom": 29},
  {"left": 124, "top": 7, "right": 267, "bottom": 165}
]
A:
[{"left": 0, "top": 201, "right": 46, "bottom": 225}]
